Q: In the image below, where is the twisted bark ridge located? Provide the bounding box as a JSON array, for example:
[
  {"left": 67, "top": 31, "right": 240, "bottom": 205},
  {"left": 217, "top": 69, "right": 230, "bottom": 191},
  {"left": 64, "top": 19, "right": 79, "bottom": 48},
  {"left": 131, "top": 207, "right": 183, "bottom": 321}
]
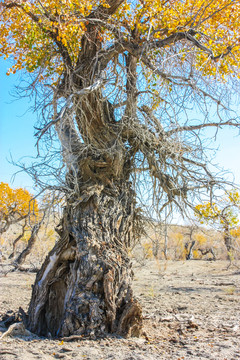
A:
[{"left": 28, "top": 184, "right": 142, "bottom": 338}]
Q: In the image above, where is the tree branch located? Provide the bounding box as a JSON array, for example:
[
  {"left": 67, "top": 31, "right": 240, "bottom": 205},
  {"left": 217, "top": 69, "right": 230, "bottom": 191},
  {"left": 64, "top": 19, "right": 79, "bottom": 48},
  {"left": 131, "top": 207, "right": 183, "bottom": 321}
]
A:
[
  {"left": 167, "top": 120, "right": 240, "bottom": 136},
  {"left": 35, "top": 77, "right": 105, "bottom": 141}
]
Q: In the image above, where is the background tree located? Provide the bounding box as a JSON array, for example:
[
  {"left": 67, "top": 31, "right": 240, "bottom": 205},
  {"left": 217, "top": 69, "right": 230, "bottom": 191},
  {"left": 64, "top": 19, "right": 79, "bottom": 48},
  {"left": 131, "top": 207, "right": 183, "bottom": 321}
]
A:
[
  {"left": 0, "top": 182, "right": 38, "bottom": 235},
  {"left": 1, "top": 0, "right": 240, "bottom": 338},
  {"left": 193, "top": 232, "right": 216, "bottom": 260},
  {"left": 195, "top": 189, "right": 240, "bottom": 262},
  {"left": 183, "top": 225, "right": 197, "bottom": 260},
  {"left": 0, "top": 182, "right": 40, "bottom": 264},
  {"left": 13, "top": 191, "right": 63, "bottom": 266}
]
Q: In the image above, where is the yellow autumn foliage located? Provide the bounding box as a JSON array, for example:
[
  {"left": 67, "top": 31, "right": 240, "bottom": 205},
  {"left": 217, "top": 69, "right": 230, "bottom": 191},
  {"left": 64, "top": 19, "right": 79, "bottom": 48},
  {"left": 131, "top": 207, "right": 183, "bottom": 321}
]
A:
[
  {"left": 195, "top": 189, "right": 240, "bottom": 229},
  {"left": 231, "top": 226, "right": 240, "bottom": 238},
  {"left": 194, "top": 233, "right": 207, "bottom": 246},
  {"left": 0, "top": 182, "right": 38, "bottom": 221},
  {"left": 0, "top": 0, "right": 239, "bottom": 82}
]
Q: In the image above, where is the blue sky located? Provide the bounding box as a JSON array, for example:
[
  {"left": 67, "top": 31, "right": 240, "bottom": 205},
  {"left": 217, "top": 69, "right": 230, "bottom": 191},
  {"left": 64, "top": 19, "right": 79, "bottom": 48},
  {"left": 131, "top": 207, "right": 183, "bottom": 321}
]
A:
[
  {"left": 1, "top": 57, "right": 240, "bottom": 192},
  {"left": 0, "top": 58, "right": 38, "bottom": 190}
]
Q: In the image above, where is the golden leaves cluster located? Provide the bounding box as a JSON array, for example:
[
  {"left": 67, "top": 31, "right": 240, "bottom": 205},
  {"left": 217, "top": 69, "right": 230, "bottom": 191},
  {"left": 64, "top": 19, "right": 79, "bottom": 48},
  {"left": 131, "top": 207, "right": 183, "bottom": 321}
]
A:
[
  {"left": 0, "top": 0, "right": 239, "bottom": 80},
  {"left": 195, "top": 189, "right": 240, "bottom": 228},
  {"left": 0, "top": 182, "right": 38, "bottom": 219},
  {"left": 0, "top": 0, "right": 110, "bottom": 78}
]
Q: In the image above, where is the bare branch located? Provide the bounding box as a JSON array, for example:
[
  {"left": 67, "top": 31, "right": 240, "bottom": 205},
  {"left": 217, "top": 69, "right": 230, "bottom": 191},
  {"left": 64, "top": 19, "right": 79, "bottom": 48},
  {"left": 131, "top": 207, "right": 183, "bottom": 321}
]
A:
[{"left": 167, "top": 119, "right": 240, "bottom": 136}]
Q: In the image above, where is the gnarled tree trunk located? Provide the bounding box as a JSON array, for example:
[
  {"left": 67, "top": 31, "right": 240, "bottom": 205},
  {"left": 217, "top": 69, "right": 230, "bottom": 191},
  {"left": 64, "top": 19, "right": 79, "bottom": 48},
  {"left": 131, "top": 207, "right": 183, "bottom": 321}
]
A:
[
  {"left": 27, "top": 6, "right": 143, "bottom": 338},
  {"left": 27, "top": 183, "right": 142, "bottom": 338}
]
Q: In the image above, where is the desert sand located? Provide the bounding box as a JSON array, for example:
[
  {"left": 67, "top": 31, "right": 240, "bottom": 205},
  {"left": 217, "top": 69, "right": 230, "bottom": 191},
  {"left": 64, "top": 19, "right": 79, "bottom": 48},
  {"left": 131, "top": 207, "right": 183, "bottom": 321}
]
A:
[{"left": 0, "top": 260, "right": 240, "bottom": 359}]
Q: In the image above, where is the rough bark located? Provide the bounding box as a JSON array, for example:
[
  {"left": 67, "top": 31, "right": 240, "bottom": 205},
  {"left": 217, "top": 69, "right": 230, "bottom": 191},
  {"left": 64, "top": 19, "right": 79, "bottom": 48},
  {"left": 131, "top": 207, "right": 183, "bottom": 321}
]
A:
[
  {"left": 27, "top": 184, "right": 142, "bottom": 338},
  {"left": 27, "top": 49, "right": 143, "bottom": 337},
  {"left": 27, "top": 1, "right": 142, "bottom": 338}
]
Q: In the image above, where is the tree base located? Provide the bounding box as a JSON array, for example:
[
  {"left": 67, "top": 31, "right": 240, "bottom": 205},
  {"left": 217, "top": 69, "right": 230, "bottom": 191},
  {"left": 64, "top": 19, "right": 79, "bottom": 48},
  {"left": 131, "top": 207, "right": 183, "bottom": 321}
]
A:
[{"left": 27, "top": 187, "right": 142, "bottom": 338}]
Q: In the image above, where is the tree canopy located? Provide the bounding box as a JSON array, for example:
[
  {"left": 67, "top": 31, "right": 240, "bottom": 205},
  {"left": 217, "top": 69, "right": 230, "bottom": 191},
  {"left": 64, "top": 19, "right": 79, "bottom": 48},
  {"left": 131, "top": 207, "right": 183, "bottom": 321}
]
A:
[{"left": 1, "top": 1, "right": 240, "bottom": 78}]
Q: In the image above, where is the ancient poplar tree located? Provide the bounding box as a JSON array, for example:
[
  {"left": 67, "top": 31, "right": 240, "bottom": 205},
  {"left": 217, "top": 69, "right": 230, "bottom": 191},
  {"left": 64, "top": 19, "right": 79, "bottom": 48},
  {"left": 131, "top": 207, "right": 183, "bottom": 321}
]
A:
[{"left": 1, "top": 0, "right": 240, "bottom": 337}]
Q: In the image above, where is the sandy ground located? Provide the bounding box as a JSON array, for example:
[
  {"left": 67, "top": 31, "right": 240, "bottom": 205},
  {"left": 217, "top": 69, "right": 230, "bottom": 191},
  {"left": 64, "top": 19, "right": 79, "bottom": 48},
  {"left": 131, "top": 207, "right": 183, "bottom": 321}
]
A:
[{"left": 0, "top": 260, "right": 240, "bottom": 360}]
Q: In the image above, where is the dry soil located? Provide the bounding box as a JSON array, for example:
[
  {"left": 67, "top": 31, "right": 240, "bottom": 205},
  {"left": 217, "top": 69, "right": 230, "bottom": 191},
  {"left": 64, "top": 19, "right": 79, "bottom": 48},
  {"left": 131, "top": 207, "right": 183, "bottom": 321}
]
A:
[{"left": 0, "top": 260, "right": 240, "bottom": 359}]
